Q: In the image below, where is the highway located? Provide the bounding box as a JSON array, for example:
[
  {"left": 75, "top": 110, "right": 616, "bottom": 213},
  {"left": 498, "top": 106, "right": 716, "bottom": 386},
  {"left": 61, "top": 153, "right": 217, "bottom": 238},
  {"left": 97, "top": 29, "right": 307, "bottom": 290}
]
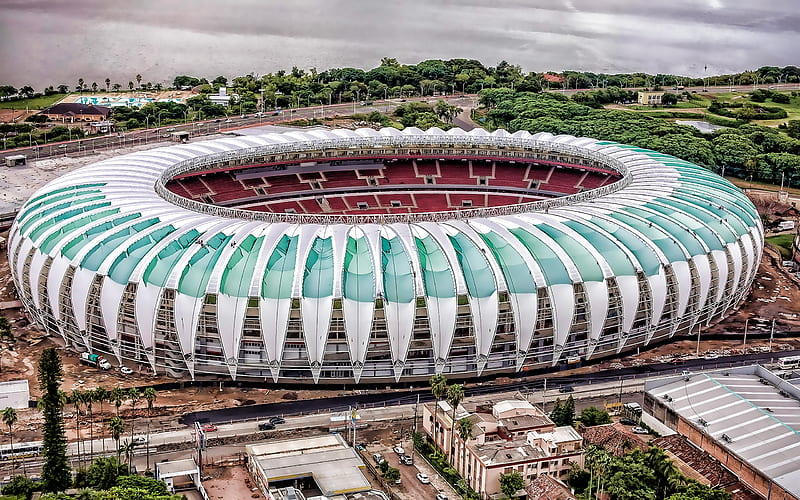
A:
[{"left": 181, "top": 350, "right": 798, "bottom": 426}]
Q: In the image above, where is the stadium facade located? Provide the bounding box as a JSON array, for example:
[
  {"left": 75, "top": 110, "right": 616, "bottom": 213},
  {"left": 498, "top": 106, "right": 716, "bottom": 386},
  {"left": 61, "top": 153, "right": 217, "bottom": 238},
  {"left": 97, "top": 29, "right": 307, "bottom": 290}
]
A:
[{"left": 9, "top": 127, "right": 763, "bottom": 384}]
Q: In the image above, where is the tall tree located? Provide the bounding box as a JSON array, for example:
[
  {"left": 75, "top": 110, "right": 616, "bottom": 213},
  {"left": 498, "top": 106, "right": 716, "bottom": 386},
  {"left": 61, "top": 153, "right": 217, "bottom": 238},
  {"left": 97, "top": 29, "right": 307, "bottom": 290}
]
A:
[
  {"left": 38, "top": 348, "right": 71, "bottom": 492},
  {"left": 70, "top": 389, "right": 84, "bottom": 468},
  {"left": 136, "top": 74, "right": 143, "bottom": 88},
  {"left": 105, "top": 78, "right": 111, "bottom": 91},
  {"left": 143, "top": 387, "right": 157, "bottom": 472},
  {"left": 91, "top": 82, "right": 98, "bottom": 92},
  {"left": 456, "top": 416, "right": 474, "bottom": 473},
  {"left": 2, "top": 407, "right": 18, "bottom": 475},
  {"left": 77, "top": 78, "right": 84, "bottom": 91},
  {"left": 110, "top": 386, "right": 125, "bottom": 416},
  {"left": 109, "top": 416, "right": 125, "bottom": 464},
  {"left": 499, "top": 470, "right": 524, "bottom": 499},
  {"left": 429, "top": 374, "right": 448, "bottom": 451},
  {"left": 84, "top": 390, "right": 95, "bottom": 458},
  {"left": 93, "top": 387, "right": 108, "bottom": 452},
  {"left": 446, "top": 384, "right": 464, "bottom": 460},
  {"left": 127, "top": 388, "right": 141, "bottom": 448}
]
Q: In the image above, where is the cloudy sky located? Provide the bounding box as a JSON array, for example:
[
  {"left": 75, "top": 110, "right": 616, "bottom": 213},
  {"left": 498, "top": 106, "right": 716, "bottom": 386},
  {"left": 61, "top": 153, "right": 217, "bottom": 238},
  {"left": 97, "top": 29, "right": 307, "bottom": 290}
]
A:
[{"left": 0, "top": 0, "right": 798, "bottom": 88}]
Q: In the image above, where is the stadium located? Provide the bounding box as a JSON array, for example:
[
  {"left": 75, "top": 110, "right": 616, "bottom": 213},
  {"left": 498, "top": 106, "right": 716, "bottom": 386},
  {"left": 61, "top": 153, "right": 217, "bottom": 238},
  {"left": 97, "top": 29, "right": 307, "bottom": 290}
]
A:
[{"left": 8, "top": 127, "right": 763, "bottom": 384}]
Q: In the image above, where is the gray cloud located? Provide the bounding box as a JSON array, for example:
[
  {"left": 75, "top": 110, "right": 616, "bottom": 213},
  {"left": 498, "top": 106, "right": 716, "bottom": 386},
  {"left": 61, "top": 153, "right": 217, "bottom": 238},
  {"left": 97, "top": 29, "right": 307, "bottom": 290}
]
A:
[{"left": 0, "top": 0, "right": 797, "bottom": 88}]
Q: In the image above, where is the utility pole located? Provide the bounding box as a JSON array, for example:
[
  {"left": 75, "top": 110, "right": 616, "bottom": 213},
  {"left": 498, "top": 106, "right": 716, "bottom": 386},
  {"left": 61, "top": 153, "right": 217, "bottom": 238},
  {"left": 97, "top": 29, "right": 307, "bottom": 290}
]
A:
[
  {"left": 743, "top": 318, "right": 748, "bottom": 350},
  {"left": 696, "top": 323, "right": 702, "bottom": 357},
  {"left": 769, "top": 319, "right": 775, "bottom": 352}
]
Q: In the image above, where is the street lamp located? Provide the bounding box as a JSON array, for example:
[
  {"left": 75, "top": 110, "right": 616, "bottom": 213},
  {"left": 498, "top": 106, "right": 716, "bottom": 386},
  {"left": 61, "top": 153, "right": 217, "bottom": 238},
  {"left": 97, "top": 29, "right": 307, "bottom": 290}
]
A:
[{"left": 157, "top": 111, "right": 165, "bottom": 128}]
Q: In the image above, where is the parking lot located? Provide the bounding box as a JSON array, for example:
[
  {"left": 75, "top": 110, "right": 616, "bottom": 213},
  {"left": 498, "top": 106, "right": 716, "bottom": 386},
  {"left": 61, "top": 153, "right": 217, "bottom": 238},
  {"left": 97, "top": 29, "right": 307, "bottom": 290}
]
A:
[{"left": 364, "top": 441, "right": 456, "bottom": 500}]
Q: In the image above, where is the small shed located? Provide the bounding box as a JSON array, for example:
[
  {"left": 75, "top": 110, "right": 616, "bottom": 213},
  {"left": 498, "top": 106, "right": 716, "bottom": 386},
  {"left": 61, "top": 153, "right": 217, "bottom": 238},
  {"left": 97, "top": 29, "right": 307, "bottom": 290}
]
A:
[
  {"left": 4, "top": 155, "right": 26, "bottom": 167},
  {"left": 170, "top": 131, "right": 190, "bottom": 143},
  {"left": 0, "top": 380, "right": 30, "bottom": 409}
]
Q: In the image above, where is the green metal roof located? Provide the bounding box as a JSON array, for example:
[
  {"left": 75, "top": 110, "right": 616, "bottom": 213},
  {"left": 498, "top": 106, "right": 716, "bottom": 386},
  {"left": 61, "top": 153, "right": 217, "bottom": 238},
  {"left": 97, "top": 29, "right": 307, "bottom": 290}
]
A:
[
  {"left": 381, "top": 236, "right": 415, "bottom": 303},
  {"left": 177, "top": 232, "right": 234, "bottom": 297},
  {"left": 448, "top": 233, "right": 496, "bottom": 298},
  {"left": 343, "top": 236, "right": 375, "bottom": 303},
  {"left": 17, "top": 187, "right": 104, "bottom": 224},
  {"left": 609, "top": 211, "right": 686, "bottom": 262},
  {"left": 622, "top": 206, "right": 705, "bottom": 256},
  {"left": 220, "top": 235, "right": 265, "bottom": 297},
  {"left": 415, "top": 235, "right": 456, "bottom": 299},
  {"left": 22, "top": 197, "right": 110, "bottom": 238},
  {"left": 583, "top": 217, "right": 661, "bottom": 275},
  {"left": 562, "top": 219, "right": 636, "bottom": 277},
  {"left": 107, "top": 225, "right": 177, "bottom": 284},
  {"left": 479, "top": 230, "right": 537, "bottom": 294},
  {"left": 262, "top": 235, "right": 298, "bottom": 300},
  {"left": 142, "top": 229, "right": 203, "bottom": 288},
  {"left": 302, "top": 237, "right": 335, "bottom": 299},
  {"left": 82, "top": 218, "right": 160, "bottom": 272},
  {"left": 509, "top": 227, "right": 572, "bottom": 286},
  {"left": 535, "top": 224, "right": 604, "bottom": 282},
  {"left": 60, "top": 214, "right": 142, "bottom": 260}
]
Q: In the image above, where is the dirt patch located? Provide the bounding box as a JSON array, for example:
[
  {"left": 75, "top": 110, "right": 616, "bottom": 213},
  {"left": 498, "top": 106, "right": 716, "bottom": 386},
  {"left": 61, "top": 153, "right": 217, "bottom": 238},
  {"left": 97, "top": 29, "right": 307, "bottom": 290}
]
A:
[{"left": 202, "top": 465, "right": 261, "bottom": 500}]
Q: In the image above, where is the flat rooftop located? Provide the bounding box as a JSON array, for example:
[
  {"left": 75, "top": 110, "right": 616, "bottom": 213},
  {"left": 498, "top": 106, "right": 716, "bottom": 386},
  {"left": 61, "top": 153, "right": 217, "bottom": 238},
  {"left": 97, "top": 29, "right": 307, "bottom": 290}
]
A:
[
  {"left": 247, "top": 434, "right": 370, "bottom": 496},
  {"left": 646, "top": 366, "right": 800, "bottom": 498}
]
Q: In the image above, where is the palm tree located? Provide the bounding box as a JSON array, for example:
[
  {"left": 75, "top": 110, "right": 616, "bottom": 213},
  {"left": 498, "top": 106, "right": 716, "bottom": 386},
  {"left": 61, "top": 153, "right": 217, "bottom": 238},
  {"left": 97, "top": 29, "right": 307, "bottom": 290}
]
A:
[
  {"left": 109, "top": 416, "right": 125, "bottom": 464},
  {"left": 93, "top": 387, "right": 108, "bottom": 452},
  {"left": 110, "top": 386, "right": 125, "bottom": 416},
  {"left": 127, "top": 387, "right": 141, "bottom": 459},
  {"left": 136, "top": 74, "right": 142, "bottom": 88},
  {"left": 456, "top": 417, "right": 474, "bottom": 472},
  {"left": 2, "top": 407, "right": 18, "bottom": 474},
  {"left": 91, "top": 82, "right": 98, "bottom": 93},
  {"left": 105, "top": 78, "right": 111, "bottom": 91},
  {"left": 84, "top": 391, "right": 94, "bottom": 458},
  {"left": 128, "top": 81, "right": 134, "bottom": 91},
  {"left": 77, "top": 78, "right": 84, "bottom": 92},
  {"left": 646, "top": 447, "right": 682, "bottom": 499},
  {"left": 446, "top": 384, "right": 464, "bottom": 460},
  {"left": 142, "top": 387, "right": 157, "bottom": 472},
  {"left": 429, "top": 374, "right": 447, "bottom": 452},
  {"left": 70, "top": 389, "right": 84, "bottom": 468}
]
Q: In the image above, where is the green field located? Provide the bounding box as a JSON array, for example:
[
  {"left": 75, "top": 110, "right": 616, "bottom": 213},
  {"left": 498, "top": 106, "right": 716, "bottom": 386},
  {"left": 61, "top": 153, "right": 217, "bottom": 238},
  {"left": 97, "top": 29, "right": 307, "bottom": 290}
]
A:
[
  {"left": 766, "top": 234, "right": 796, "bottom": 259},
  {"left": 0, "top": 93, "right": 66, "bottom": 110}
]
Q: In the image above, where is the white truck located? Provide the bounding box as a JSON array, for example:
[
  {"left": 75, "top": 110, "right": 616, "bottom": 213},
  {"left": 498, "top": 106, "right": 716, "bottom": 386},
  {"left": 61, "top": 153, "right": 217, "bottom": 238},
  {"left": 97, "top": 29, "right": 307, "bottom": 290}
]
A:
[{"left": 80, "top": 352, "right": 112, "bottom": 370}]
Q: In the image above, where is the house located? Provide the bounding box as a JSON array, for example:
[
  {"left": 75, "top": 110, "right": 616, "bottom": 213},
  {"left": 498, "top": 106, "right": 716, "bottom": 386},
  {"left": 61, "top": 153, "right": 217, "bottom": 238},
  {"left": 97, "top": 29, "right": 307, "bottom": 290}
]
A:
[
  {"left": 637, "top": 92, "right": 663, "bottom": 106},
  {"left": 527, "top": 474, "right": 577, "bottom": 500},
  {"left": 422, "top": 399, "right": 585, "bottom": 499},
  {"left": 40, "top": 103, "right": 111, "bottom": 123}
]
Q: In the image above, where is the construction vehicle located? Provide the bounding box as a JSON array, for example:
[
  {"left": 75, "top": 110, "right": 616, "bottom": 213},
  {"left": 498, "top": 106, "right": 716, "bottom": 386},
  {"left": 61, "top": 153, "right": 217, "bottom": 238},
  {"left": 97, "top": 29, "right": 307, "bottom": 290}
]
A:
[{"left": 80, "top": 352, "right": 112, "bottom": 370}]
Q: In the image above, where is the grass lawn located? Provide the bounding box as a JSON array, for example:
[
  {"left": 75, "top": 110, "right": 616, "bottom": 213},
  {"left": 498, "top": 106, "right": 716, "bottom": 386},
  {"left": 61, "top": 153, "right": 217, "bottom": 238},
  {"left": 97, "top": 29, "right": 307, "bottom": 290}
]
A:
[
  {"left": 765, "top": 234, "right": 795, "bottom": 259},
  {"left": 0, "top": 93, "right": 67, "bottom": 110}
]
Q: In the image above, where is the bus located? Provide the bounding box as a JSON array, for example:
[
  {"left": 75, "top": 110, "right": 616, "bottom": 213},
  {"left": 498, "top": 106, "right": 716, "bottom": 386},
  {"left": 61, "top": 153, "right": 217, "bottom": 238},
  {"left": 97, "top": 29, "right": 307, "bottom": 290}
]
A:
[
  {"left": 0, "top": 441, "right": 43, "bottom": 461},
  {"left": 778, "top": 356, "right": 800, "bottom": 370}
]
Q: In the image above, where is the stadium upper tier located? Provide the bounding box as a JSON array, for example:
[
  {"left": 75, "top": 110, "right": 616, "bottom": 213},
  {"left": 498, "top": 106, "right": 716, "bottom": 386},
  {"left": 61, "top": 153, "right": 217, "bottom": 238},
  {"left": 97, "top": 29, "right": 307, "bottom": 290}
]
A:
[{"left": 8, "top": 127, "right": 763, "bottom": 384}]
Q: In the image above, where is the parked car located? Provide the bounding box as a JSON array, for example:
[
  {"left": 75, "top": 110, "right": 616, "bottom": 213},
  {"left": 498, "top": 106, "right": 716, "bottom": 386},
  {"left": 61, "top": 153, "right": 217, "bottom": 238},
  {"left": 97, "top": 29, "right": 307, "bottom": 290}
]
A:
[
  {"left": 631, "top": 426, "right": 649, "bottom": 434},
  {"left": 392, "top": 445, "right": 405, "bottom": 455},
  {"left": 416, "top": 472, "right": 431, "bottom": 484},
  {"left": 119, "top": 366, "right": 134, "bottom": 375},
  {"left": 132, "top": 436, "right": 147, "bottom": 444},
  {"left": 436, "top": 493, "right": 449, "bottom": 500},
  {"left": 559, "top": 385, "right": 574, "bottom": 393},
  {"left": 269, "top": 416, "right": 285, "bottom": 425},
  {"left": 373, "top": 453, "right": 385, "bottom": 465},
  {"left": 619, "top": 418, "right": 637, "bottom": 426},
  {"left": 399, "top": 454, "right": 413, "bottom": 465},
  {"left": 201, "top": 423, "right": 217, "bottom": 432},
  {"left": 258, "top": 422, "right": 275, "bottom": 431}
]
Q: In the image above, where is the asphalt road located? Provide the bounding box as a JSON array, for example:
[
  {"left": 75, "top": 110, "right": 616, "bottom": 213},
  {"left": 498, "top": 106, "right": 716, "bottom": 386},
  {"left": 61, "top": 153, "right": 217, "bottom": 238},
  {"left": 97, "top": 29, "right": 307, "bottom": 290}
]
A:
[{"left": 180, "top": 350, "right": 798, "bottom": 426}]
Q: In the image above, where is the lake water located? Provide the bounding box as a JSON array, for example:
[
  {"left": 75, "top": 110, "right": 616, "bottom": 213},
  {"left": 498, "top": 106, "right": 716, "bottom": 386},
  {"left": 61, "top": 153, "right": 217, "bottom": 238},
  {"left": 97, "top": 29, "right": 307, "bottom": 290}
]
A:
[{"left": 0, "top": 0, "right": 798, "bottom": 89}]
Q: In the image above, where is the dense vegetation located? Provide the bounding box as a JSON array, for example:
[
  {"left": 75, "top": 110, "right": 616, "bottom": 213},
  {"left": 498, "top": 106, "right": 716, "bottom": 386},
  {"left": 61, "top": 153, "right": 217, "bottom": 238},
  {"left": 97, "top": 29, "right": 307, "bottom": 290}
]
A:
[
  {"left": 569, "top": 445, "right": 731, "bottom": 500},
  {"left": 478, "top": 89, "right": 800, "bottom": 187}
]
